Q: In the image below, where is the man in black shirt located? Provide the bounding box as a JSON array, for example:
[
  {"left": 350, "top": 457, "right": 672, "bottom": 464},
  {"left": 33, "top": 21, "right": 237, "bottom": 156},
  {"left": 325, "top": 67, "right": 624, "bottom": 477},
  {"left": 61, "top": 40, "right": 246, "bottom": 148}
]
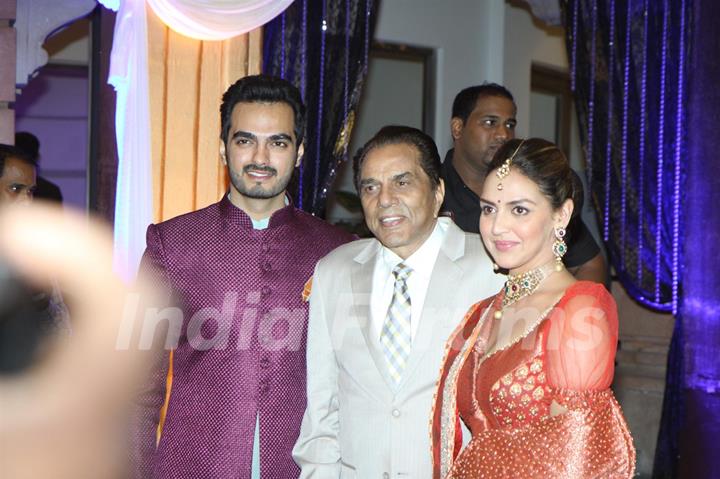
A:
[{"left": 441, "top": 83, "right": 607, "bottom": 283}]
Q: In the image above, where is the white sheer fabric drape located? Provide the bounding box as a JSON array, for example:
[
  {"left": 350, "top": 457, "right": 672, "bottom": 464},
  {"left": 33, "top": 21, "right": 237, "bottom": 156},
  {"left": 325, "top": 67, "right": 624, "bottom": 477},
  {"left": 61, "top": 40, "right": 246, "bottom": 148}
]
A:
[
  {"left": 145, "top": 0, "right": 294, "bottom": 40},
  {"left": 99, "top": 0, "right": 153, "bottom": 281}
]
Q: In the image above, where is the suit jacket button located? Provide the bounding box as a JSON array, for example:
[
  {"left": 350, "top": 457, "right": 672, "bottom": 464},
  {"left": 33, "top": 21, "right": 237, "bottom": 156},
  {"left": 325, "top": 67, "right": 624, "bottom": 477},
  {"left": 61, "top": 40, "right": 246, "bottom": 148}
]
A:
[
  {"left": 259, "top": 357, "right": 270, "bottom": 368},
  {"left": 262, "top": 261, "right": 272, "bottom": 271}
]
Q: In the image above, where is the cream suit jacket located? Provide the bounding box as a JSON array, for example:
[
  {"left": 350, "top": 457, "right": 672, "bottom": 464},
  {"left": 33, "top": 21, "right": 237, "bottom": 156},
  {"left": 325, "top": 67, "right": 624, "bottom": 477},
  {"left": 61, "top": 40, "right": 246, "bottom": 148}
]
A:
[{"left": 293, "top": 220, "right": 505, "bottom": 479}]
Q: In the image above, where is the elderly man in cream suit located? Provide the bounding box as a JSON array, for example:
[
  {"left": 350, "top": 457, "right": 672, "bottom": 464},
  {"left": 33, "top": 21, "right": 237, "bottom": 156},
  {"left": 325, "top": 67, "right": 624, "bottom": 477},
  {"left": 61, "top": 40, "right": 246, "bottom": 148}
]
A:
[{"left": 293, "top": 126, "right": 504, "bottom": 478}]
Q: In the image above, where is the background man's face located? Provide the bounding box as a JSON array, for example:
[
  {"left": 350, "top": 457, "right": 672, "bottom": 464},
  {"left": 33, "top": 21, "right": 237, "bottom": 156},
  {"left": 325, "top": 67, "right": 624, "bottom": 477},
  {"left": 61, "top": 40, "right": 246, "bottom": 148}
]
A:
[
  {"left": 451, "top": 95, "right": 517, "bottom": 170},
  {"left": 0, "top": 157, "right": 36, "bottom": 204},
  {"left": 358, "top": 143, "right": 444, "bottom": 259},
  {"left": 220, "top": 101, "right": 301, "bottom": 202}
]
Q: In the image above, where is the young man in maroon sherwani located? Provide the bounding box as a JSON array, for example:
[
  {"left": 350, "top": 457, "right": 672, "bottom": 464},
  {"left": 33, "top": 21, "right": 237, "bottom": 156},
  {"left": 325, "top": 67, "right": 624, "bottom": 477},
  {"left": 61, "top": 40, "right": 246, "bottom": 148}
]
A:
[{"left": 133, "top": 75, "right": 354, "bottom": 479}]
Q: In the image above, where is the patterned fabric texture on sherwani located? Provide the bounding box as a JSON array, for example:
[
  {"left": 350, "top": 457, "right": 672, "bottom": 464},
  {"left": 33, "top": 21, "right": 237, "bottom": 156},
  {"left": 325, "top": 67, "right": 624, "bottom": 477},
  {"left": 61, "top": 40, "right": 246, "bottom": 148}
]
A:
[{"left": 132, "top": 196, "right": 353, "bottom": 479}]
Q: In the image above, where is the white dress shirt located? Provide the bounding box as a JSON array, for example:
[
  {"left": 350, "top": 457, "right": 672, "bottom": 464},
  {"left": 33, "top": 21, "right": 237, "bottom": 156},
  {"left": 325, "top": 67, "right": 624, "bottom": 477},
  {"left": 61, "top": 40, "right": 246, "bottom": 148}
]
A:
[{"left": 369, "top": 217, "right": 448, "bottom": 343}]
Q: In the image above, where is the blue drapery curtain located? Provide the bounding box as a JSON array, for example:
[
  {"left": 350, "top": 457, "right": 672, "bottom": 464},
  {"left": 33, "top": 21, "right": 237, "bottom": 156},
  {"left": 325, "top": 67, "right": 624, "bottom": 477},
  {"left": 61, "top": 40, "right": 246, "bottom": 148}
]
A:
[
  {"left": 564, "top": 0, "right": 688, "bottom": 313},
  {"left": 263, "top": 0, "right": 379, "bottom": 215},
  {"left": 564, "top": 0, "right": 720, "bottom": 476},
  {"left": 673, "top": 0, "right": 720, "bottom": 476}
]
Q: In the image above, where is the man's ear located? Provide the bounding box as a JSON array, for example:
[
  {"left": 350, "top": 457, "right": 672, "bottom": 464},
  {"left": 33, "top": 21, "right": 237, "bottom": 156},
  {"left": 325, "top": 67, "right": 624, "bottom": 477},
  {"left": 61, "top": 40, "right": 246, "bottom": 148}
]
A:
[
  {"left": 219, "top": 140, "right": 228, "bottom": 166},
  {"left": 450, "top": 117, "right": 464, "bottom": 141},
  {"left": 295, "top": 143, "right": 305, "bottom": 168},
  {"left": 434, "top": 178, "right": 446, "bottom": 217},
  {"left": 555, "top": 198, "right": 574, "bottom": 228}
]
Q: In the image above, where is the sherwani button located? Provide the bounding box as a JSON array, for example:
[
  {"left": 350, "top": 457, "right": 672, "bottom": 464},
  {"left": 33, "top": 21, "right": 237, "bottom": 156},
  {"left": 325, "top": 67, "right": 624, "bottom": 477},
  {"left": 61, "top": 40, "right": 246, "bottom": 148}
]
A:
[
  {"left": 392, "top": 409, "right": 400, "bottom": 418},
  {"left": 383, "top": 473, "right": 390, "bottom": 479}
]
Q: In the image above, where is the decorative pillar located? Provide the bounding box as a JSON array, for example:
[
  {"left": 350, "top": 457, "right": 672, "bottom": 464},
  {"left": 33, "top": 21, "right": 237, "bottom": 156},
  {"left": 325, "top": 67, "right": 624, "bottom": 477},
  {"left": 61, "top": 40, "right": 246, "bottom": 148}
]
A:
[
  {"left": 2, "top": 0, "right": 96, "bottom": 143},
  {"left": 14, "top": 0, "right": 96, "bottom": 87},
  {"left": 0, "top": 0, "right": 15, "bottom": 144}
]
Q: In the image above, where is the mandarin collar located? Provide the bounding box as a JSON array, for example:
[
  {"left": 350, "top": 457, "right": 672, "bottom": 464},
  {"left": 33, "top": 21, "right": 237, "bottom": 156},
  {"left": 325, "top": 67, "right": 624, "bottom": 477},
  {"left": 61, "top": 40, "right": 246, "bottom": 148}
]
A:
[{"left": 219, "top": 194, "right": 296, "bottom": 229}]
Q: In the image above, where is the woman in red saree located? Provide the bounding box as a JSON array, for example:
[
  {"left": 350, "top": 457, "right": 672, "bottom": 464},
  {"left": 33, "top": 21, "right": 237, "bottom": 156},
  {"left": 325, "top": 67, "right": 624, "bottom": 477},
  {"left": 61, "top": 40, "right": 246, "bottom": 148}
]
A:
[{"left": 430, "top": 138, "right": 635, "bottom": 478}]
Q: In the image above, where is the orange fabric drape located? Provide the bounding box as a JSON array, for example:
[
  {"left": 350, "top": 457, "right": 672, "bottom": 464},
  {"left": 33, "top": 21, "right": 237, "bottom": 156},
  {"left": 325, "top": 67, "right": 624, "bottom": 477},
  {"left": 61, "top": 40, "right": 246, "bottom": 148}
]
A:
[
  {"left": 146, "top": 5, "right": 263, "bottom": 223},
  {"left": 145, "top": 6, "right": 263, "bottom": 440}
]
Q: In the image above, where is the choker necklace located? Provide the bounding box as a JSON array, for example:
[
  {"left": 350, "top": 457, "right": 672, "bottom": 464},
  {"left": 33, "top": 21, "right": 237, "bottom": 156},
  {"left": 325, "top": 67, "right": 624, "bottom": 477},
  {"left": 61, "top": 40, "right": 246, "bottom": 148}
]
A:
[{"left": 495, "top": 261, "right": 559, "bottom": 319}]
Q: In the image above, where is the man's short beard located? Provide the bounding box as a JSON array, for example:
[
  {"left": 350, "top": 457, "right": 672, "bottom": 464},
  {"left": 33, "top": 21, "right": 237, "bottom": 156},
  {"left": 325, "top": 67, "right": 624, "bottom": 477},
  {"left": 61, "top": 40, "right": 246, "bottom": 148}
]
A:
[{"left": 228, "top": 166, "right": 292, "bottom": 200}]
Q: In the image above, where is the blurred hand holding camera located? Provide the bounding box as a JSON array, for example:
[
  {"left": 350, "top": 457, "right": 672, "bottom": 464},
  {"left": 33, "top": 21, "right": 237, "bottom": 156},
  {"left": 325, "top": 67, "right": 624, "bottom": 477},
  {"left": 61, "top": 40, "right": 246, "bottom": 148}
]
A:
[{"left": 0, "top": 204, "right": 157, "bottom": 479}]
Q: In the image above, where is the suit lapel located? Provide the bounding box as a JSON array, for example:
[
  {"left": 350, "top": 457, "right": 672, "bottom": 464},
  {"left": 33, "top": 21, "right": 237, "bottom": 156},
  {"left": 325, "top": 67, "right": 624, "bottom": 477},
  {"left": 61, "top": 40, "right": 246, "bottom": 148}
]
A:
[{"left": 350, "top": 241, "right": 398, "bottom": 391}]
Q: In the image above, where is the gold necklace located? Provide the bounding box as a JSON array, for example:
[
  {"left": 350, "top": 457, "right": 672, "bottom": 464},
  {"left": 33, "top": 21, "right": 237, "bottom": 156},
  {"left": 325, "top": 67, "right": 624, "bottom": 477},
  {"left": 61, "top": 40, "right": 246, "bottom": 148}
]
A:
[{"left": 494, "top": 261, "right": 559, "bottom": 319}]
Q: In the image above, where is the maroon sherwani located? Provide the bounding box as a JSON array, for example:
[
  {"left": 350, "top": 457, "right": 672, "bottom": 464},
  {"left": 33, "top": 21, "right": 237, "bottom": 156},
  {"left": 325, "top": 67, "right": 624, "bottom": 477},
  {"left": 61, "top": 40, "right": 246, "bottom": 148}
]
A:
[{"left": 134, "top": 196, "right": 354, "bottom": 478}]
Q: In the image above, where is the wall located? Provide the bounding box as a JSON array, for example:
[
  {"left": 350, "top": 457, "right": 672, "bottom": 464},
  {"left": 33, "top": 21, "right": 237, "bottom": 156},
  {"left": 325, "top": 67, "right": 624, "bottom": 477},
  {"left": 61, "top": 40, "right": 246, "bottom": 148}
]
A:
[
  {"left": 612, "top": 283, "right": 674, "bottom": 476},
  {"left": 327, "top": 0, "right": 506, "bottom": 224},
  {"left": 503, "top": 3, "right": 567, "bottom": 137},
  {"left": 373, "top": 0, "right": 505, "bottom": 153},
  {"left": 503, "top": 2, "right": 598, "bottom": 240},
  {"left": 14, "top": 18, "right": 90, "bottom": 210},
  {"left": 503, "top": 1, "right": 584, "bottom": 171},
  {"left": 15, "top": 65, "right": 89, "bottom": 209},
  {"left": 43, "top": 18, "right": 90, "bottom": 65},
  {"left": 326, "top": 54, "right": 425, "bottom": 224},
  {"left": 369, "top": 1, "right": 578, "bottom": 159}
]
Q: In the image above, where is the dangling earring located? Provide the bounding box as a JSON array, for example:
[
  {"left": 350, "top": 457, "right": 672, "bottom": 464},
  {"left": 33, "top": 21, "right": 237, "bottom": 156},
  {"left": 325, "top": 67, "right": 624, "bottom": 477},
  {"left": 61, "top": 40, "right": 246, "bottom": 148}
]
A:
[{"left": 552, "top": 226, "right": 567, "bottom": 271}]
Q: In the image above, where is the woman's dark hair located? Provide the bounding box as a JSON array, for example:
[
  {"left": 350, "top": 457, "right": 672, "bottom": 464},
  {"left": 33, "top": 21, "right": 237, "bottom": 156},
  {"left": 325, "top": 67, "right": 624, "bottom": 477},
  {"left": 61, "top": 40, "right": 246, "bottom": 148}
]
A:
[{"left": 487, "top": 138, "right": 580, "bottom": 210}]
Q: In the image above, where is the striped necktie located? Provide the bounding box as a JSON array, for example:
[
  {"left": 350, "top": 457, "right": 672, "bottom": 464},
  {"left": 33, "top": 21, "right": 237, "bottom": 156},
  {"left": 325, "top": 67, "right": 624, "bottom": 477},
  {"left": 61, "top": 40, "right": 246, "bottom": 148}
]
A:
[{"left": 380, "top": 262, "right": 413, "bottom": 385}]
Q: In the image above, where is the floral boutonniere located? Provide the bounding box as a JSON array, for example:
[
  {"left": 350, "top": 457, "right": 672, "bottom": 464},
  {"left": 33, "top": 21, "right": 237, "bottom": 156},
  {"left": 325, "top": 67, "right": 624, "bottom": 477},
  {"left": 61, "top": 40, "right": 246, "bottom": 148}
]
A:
[{"left": 302, "top": 276, "right": 313, "bottom": 302}]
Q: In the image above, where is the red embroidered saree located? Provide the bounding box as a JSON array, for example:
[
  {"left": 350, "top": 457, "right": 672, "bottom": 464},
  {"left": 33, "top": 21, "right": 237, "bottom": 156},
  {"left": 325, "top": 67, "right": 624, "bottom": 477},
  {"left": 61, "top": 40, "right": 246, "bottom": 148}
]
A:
[{"left": 430, "top": 282, "right": 635, "bottom": 478}]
